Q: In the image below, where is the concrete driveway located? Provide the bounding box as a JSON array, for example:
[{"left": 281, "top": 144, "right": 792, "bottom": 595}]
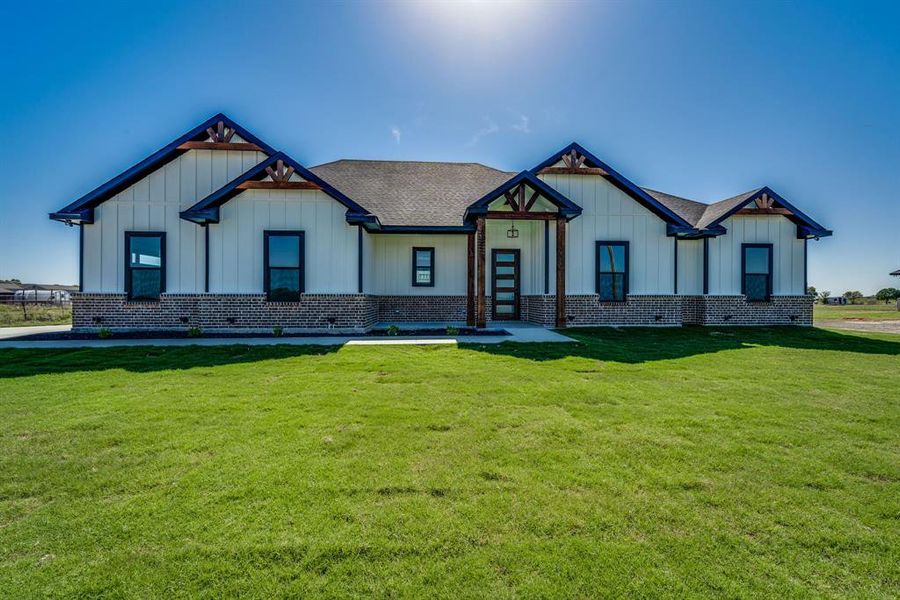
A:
[
  {"left": 0, "top": 323, "right": 575, "bottom": 348},
  {"left": 0, "top": 324, "right": 71, "bottom": 340},
  {"left": 817, "top": 320, "right": 900, "bottom": 334}
]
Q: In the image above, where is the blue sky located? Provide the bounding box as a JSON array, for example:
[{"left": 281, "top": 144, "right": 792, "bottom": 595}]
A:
[{"left": 1, "top": 0, "right": 898, "bottom": 294}]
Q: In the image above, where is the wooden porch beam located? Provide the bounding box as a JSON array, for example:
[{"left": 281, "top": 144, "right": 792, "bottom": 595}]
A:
[
  {"left": 177, "top": 141, "right": 265, "bottom": 152},
  {"left": 476, "top": 217, "right": 486, "bottom": 328},
  {"left": 735, "top": 207, "right": 793, "bottom": 216},
  {"left": 466, "top": 232, "right": 475, "bottom": 326},
  {"left": 538, "top": 167, "right": 609, "bottom": 176},
  {"left": 485, "top": 211, "right": 557, "bottom": 220},
  {"left": 236, "top": 181, "right": 321, "bottom": 190},
  {"left": 556, "top": 218, "right": 566, "bottom": 328}
]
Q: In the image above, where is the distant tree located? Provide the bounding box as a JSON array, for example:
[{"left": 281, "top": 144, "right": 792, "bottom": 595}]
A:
[
  {"left": 843, "top": 291, "right": 864, "bottom": 304},
  {"left": 817, "top": 290, "right": 831, "bottom": 304},
  {"left": 806, "top": 286, "right": 817, "bottom": 297},
  {"left": 875, "top": 288, "right": 900, "bottom": 304}
]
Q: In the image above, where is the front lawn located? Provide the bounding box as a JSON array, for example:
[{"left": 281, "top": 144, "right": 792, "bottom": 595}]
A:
[
  {"left": 1, "top": 328, "right": 897, "bottom": 597},
  {"left": 815, "top": 303, "right": 900, "bottom": 322}
]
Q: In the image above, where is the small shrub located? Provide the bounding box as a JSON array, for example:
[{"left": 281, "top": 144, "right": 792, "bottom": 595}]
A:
[
  {"left": 446, "top": 326, "right": 460, "bottom": 336},
  {"left": 273, "top": 326, "right": 284, "bottom": 337},
  {"left": 187, "top": 326, "right": 202, "bottom": 338},
  {"left": 97, "top": 327, "right": 112, "bottom": 339},
  {"left": 386, "top": 324, "right": 400, "bottom": 336}
]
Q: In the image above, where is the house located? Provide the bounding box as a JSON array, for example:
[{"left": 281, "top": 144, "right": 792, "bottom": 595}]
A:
[
  {"left": 50, "top": 113, "right": 832, "bottom": 332},
  {"left": 824, "top": 297, "right": 848, "bottom": 305}
]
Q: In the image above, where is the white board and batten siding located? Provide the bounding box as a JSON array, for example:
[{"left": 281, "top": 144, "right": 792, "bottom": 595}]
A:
[
  {"left": 82, "top": 149, "right": 265, "bottom": 292},
  {"left": 676, "top": 239, "right": 704, "bottom": 295},
  {"left": 708, "top": 215, "right": 805, "bottom": 295},
  {"left": 368, "top": 235, "right": 467, "bottom": 295},
  {"left": 210, "top": 189, "right": 359, "bottom": 294},
  {"left": 541, "top": 174, "right": 675, "bottom": 295}
]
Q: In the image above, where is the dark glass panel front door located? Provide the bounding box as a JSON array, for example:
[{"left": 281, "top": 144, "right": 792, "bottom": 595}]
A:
[{"left": 491, "top": 249, "right": 520, "bottom": 320}]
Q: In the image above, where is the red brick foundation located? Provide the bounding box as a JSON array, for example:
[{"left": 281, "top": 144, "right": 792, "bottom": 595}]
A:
[
  {"left": 376, "top": 295, "right": 468, "bottom": 322},
  {"left": 680, "top": 295, "right": 813, "bottom": 326},
  {"left": 72, "top": 293, "right": 813, "bottom": 331},
  {"left": 72, "top": 293, "right": 377, "bottom": 332}
]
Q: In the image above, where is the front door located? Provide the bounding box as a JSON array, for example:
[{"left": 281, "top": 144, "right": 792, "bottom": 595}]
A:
[{"left": 491, "top": 249, "right": 520, "bottom": 320}]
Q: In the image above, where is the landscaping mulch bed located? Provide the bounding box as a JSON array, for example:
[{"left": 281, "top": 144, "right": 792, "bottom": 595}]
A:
[{"left": 10, "top": 327, "right": 510, "bottom": 341}]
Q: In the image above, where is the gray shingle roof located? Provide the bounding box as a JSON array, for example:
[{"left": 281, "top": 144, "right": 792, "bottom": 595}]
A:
[
  {"left": 641, "top": 188, "right": 709, "bottom": 227},
  {"left": 308, "top": 159, "right": 776, "bottom": 233},
  {"left": 309, "top": 160, "right": 515, "bottom": 227},
  {"left": 642, "top": 186, "right": 763, "bottom": 229}
]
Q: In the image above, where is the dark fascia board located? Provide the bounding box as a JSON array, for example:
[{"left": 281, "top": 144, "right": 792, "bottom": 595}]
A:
[
  {"left": 366, "top": 225, "right": 475, "bottom": 234},
  {"left": 530, "top": 142, "right": 693, "bottom": 230},
  {"left": 49, "top": 113, "right": 276, "bottom": 224},
  {"left": 667, "top": 223, "right": 727, "bottom": 239},
  {"left": 465, "top": 170, "right": 582, "bottom": 221},
  {"left": 705, "top": 186, "right": 832, "bottom": 239},
  {"left": 180, "top": 151, "right": 375, "bottom": 225}
]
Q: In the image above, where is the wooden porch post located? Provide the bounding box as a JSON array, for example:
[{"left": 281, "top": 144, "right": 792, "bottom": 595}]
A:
[
  {"left": 466, "top": 231, "right": 475, "bottom": 326},
  {"left": 556, "top": 217, "right": 566, "bottom": 328},
  {"left": 476, "top": 217, "right": 486, "bottom": 328}
]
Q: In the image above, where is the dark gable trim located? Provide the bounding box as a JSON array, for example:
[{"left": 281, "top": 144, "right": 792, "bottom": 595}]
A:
[
  {"left": 181, "top": 152, "right": 374, "bottom": 226},
  {"left": 465, "top": 171, "right": 582, "bottom": 221},
  {"left": 366, "top": 225, "right": 474, "bottom": 234},
  {"left": 531, "top": 142, "right": 693, "bottom": 231},
  {"left": 705, "top": 186, "right": 832, "bottom": 239},
  {"left": 50, "top": 113, "right": 275, "bottom": 224}
]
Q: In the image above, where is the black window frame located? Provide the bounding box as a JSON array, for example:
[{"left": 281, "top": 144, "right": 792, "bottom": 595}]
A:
[
  {"left": 741, "top": 243, "right": 773, "bottom": 302},
  {"left": 264, "top": 230, "right": 305, "bottom": 302},
  {"left": 412, "top": 247, "right": 435, "bottom": 287},
  {"left": 595, "top": 241, "right": 629, "bottom": 302},
  {"left": 124, "top": 231, "right": 166, "bottom": 302}
]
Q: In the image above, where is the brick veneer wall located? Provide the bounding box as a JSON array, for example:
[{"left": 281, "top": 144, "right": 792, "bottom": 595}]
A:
[
  {"left": 681, "top": 295, "right": 812, "bottom": 326},
  {"left": 72, "top": 293, "right": 813, "bottom": 331},
  {"left": 72, "top": 293, "right": 377, "bottom": 332},
  {"left": 521, "top": 295, "right": 555, "bottom": 326},
  {"left": 563, "top": 295, "right": 682, "bottom": 326},
  {"left": 376, "top": 295, "right": 468, "bottom": 322}
]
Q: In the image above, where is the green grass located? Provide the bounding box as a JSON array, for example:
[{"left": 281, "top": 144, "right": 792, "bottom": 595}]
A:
[
  {"left": 0, "top": 303, "right": 71, "bottom": 327},
  {"left": 815, "top": 303, "right": 900, "bottom": 322},
  {"left": 1, "top": 327, "right": 898, "bottom": 598}
]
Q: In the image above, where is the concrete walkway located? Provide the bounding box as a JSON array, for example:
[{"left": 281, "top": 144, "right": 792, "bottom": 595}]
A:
[
  {"left": 0, "top": 324, "right": 71, "bottom": 340},
  {"left": 0, "top": 323, "right": 575, "bottom": 349}
]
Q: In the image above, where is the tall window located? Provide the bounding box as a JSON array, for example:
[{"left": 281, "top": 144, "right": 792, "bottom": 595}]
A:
[
  {"left": 412, "top": 247, "right": 435, "bottom": 287},
  {"left": 264, "top": 231, "right": 304, "bottom": 301},
  {"left": 125, "top": 232, "right": 165, "bottom": 301},
  {"left": 742, "top": 243, "right": 773, "bottom": 302},
  {"left": 595, "top": 241, "right": 628, "bottom": 302}
]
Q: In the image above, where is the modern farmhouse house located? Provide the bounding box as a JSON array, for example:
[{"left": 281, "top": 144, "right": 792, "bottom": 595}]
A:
[{"left": 50, "top": 113, "right": 831, "bottom": 332}]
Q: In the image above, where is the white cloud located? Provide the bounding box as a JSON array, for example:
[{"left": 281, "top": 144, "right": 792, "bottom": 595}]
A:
[
  {"left": 467, "top": 117, "right": 499, "bottom": 146},
  {"left": 511, "top": 114, "right": 531, "bottom": 133},
  {"left": 391, "top": 125, "right": 402, "bottom": 144}
]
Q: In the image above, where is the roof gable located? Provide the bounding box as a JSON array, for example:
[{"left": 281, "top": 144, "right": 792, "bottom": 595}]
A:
[
  {"left": 465, "top": 171, "right": 582, "bottom": 221},
  {"left": 700, "top": 187, "right": 832, "bottom": 238},
  {"left": 50, "top": 113, "right": 275, "bottom": 224},
  {"left": 181, "top": 152, "right": 372, "bottom": 225},
  {"left": 531, "top": 143, "right": 693, "bottom": 231}
]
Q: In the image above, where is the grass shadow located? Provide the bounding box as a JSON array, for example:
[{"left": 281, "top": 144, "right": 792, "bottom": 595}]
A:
[
  {"left": 462, "top": 326, "right": 900, "bottom": 364},
  {"left": 0, "top": 343, "right": 341, "bottom": 379}
]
